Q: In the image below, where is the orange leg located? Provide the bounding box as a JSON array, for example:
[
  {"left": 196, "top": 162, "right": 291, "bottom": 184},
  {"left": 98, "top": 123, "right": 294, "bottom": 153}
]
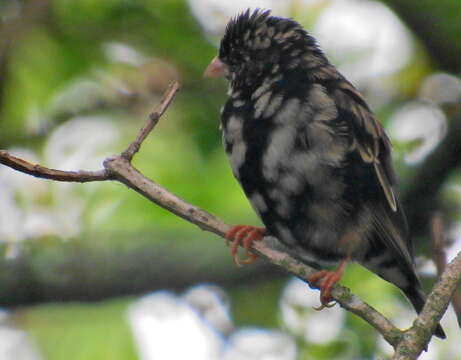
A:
[
  {"left": 308, "top": 259, "right": 348, "bottom": 310},
  {"left": 225, "top": 225, "right": 266, "bottom": 266}
]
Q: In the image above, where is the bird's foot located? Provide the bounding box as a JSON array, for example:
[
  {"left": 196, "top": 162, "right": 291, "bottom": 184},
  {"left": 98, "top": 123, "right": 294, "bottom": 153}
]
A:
[
  {"left": 225, "top": 225, "right": 266, "bottom": 266},
  {"left": 308, "top": 259, "right": 348, "bottom": 310}
]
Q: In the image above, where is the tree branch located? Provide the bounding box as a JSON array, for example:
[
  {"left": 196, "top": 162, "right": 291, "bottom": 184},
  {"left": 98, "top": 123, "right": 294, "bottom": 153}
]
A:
[
  {"left": 0, "top": 151, "right": 111, "bottom": 182},
  {"left": 121, "top": 81, "right": 180, "bottom": 162},
  {"left": 104, "top": 156, "right": 226, "bottom": 237},
  {"left": 431, "top": 214, "right": 461, "bottom": 327},
  {"left": 393, "top": 251, "right": 461, "bottom": 359},
  {"left": 1, "top": 82, "right": 458, "bottom": 355}
]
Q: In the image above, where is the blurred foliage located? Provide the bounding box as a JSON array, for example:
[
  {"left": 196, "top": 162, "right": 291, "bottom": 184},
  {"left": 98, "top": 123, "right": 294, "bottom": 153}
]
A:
[
  {"left": 1, "top": 0, "right": 461, "bottom": 358},
  {"left": 14, "top": 297, "right": 138, "bottom": 360},
  {"left": 382, "top": 0, "right": 461, "bottom": 73}
]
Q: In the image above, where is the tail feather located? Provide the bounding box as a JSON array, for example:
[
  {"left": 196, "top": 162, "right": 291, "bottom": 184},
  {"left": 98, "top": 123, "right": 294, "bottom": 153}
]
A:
[{"left": 404, "top": 285, "right": 446, "bottom": 339}]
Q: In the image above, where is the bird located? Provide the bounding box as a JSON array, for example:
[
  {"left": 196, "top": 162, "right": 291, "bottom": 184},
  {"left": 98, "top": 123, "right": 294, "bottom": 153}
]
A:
[{"left": 204, "top": 9, "right": 445, "bottom": 339}]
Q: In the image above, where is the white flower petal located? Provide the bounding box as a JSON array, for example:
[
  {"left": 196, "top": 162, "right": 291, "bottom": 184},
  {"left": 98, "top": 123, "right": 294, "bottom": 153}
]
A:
[{"left": 127, "top": 291, "right": 224, "bottom": 360}]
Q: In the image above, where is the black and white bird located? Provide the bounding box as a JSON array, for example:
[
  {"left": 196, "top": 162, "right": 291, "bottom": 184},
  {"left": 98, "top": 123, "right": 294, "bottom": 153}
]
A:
[{"left": 204, "top": 9, "right": 445, "bottom": 338}]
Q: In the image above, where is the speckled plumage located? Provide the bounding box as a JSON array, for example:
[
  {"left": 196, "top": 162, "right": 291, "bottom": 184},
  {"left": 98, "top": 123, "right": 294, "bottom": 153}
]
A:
[{"left": 211, "top": 9, "right": 444, "bottom": 338}]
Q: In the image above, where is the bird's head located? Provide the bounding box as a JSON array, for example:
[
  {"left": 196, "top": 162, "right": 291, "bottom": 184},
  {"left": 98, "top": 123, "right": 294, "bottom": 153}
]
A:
[{"left": 204, "top": 9, "right": 328, "bottom": 91}]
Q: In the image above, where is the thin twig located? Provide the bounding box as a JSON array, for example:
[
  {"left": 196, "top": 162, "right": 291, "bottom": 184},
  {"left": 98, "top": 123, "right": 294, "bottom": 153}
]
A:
[
  {"left": 121, "top": 81, "right": 180, "bottom": 161},
  {"left": 431, "top": 213, "right": 461, "bottom": 327},
  {"left": 0, "top": 151, "right": 110, "bottom": 182}
]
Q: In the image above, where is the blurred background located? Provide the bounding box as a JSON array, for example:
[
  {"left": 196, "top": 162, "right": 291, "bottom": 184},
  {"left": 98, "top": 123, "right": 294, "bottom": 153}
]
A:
[{"left": 0, "top": 0, "right": 460, "bottom": 359}]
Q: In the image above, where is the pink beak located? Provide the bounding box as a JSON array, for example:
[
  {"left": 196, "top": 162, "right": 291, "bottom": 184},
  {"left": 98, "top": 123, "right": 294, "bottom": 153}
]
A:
[{"left": 204, "top": 56, "right": 225, "bottom": 78}]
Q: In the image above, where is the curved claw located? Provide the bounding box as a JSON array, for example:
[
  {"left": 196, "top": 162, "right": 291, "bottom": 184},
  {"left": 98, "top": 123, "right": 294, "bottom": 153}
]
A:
[
  {"left": 307, "top": 259, "right": 348, "bottom": 310},
  {"left": 225, "top": 225, "right": 265, "bottom": 266},
  {"left": 313, "top": 300, "right": 337, "bottom": 311}
]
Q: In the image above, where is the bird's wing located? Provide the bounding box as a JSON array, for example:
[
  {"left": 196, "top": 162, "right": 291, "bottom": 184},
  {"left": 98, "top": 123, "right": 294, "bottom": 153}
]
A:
[
  {"left": 328, "top": 79, "right": 414, "bottom": 265},
  {"left": 330, "top": 80, "right": 397, "bottom": 211}
]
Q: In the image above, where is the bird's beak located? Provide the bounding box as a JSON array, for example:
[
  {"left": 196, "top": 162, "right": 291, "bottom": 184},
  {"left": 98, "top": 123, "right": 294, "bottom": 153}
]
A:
[{"left": 204, "top": 56, "right": 225, "bottom": 78}]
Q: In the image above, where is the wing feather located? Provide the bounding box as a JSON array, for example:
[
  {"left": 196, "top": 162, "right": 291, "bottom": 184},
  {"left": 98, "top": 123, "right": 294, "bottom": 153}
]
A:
[
  {"left": 332, "top": 80, "right": 398, "bottom": 212},
  {"left": 325, "top": 78, "right": 413, "bottom": 263}
]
